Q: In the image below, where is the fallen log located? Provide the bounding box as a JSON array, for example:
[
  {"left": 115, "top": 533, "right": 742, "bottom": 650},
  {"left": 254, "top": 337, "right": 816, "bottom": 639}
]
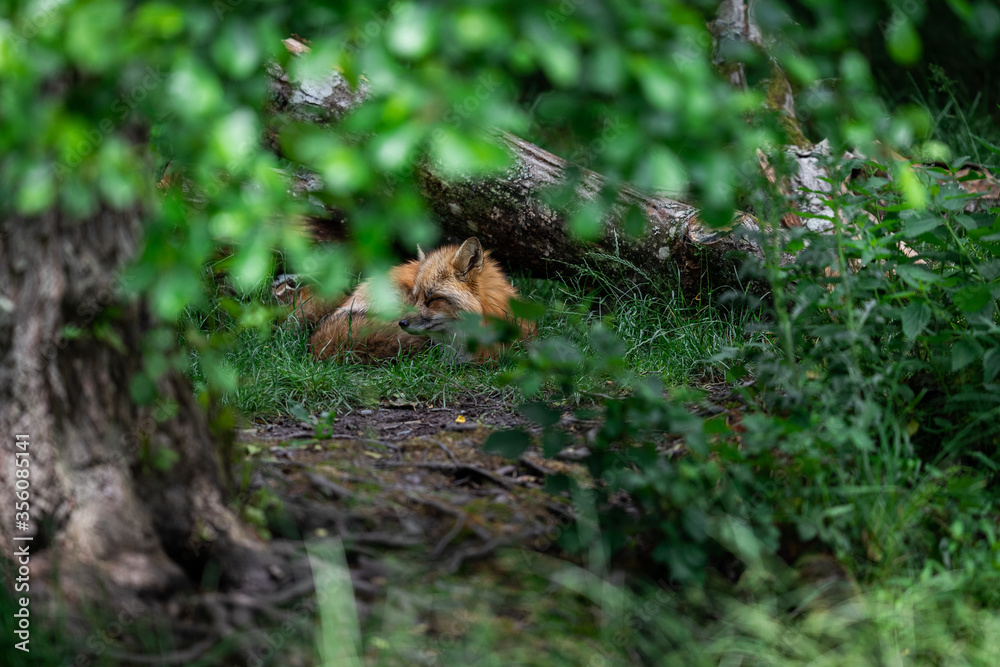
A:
[{"left": 267, "top": 44, "right": 769, "bottom": 297}]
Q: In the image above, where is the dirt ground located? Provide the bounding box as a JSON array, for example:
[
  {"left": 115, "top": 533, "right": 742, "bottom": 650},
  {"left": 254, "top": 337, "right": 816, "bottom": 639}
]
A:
[
  {"left": 239, "top": 396, "right": 597, "bottom": 623},
  {"left": 246, "top": 397, "right": 536, "bottom": 443}
]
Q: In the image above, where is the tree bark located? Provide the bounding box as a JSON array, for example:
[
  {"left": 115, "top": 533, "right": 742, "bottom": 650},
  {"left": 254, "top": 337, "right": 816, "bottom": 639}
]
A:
[
  {"left": 711, "top": 0, "right": 809, "bottom": 146},
  {"left": 0, "top": 210, "right": 274, "bottom": 622}
]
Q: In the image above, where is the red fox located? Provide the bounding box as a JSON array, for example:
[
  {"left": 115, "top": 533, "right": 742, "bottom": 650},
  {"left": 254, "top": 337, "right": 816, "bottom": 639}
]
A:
[{"left": 274, "top": 237, "right": 534, "bottom": 361}]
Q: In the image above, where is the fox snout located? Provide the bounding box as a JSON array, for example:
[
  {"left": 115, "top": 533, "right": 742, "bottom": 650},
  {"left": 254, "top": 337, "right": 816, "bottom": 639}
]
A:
[
  {"left": 399, "top": 317, "right": 436, "bottom": 332},
  {"left": 399, "top": 313, "right": 451, "bottom": 333}
]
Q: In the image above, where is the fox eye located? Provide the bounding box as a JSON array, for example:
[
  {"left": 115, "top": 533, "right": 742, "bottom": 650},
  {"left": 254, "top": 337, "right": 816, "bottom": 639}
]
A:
[{"left": 425, "top": 296, "right": 447, "bottom": 306}]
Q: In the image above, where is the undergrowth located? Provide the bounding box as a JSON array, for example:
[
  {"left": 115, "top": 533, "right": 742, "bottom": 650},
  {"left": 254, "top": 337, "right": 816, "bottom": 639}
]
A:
[{"left": 481, "top": 153, "right": 1000, "bottom": 663}]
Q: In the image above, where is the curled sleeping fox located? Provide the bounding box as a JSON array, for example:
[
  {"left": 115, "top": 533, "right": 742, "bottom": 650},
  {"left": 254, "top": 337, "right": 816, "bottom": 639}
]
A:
[{"left": 274, "top": 237, "right": 534, "bottom": 362}]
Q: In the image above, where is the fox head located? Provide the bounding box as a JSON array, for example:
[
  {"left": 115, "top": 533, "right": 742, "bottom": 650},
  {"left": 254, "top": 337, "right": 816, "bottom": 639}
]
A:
[{"left": 399, "top": 237, "right": 486, "bottom": 333}]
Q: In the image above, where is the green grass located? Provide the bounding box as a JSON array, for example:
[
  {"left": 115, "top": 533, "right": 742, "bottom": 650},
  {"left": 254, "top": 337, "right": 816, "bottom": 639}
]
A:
[
  {"left": 189, "top": 320, "right": 522, "bottom": 419},
  {"left": 886, "top": 65, "right": 1000, "bottom": 168},
  {"left": 544, "top": 255, "right": 770, "bottom": 383}
]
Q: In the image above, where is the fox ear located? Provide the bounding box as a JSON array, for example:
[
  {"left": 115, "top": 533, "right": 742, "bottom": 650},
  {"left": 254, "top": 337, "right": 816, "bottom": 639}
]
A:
[
  {"left": 417, "top": 245, "right": 426, "bottom": 261},
  {"left": 452, "top": 237, "right": 485, "bottom": 281}
]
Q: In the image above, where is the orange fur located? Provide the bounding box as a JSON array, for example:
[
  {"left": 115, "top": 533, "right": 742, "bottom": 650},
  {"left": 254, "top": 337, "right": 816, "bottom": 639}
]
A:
[{"left": 280, "top": 238, "right": 534, "bottom": 362}]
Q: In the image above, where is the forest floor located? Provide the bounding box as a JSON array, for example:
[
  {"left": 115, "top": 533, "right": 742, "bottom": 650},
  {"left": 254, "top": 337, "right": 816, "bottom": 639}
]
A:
[
  {"left": 174, "top": 273, "right": 770, "bottom": 664},
  {"left": 240, "top": 398, "right": 599, "bottom": 665},
  {"left": 233, "top": 383, "right": 745, "bottom": 666}
]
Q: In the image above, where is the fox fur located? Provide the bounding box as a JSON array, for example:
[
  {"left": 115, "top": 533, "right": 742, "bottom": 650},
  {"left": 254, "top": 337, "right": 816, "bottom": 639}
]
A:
[{"left": 274, "top": 237, "right": 533, "bottom": 362}]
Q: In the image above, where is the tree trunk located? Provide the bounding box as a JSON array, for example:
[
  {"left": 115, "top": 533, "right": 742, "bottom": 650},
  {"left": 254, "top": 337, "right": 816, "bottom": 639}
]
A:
[
  {"left": 0, "top": 210, "right": 274, "bottom": 624},
  {"left": 711, "top": 0, "right": 809, "bottom": 146}
]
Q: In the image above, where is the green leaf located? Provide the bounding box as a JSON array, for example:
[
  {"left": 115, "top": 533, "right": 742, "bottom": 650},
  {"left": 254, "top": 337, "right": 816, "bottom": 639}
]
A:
[
  {"left": 16, "top": 164, "right": 55, "bottom": 214},
  {"left": 635, "top": 147, "right": 687, "bottom": 197},
  {"left": 712, "top": 516, "right": 764, "bottom": 568},
  {"left": 952, "top": 337, "right": 984, "bottom": 372},
  {"left": 895, "top": 163, "right": 928, "bottom": 210},
  {"left": 212, "top": 108, "right": 260, "bottom": 169},
  {"left": 134, "top": 3, "right": 185, "bottom": 39},
  {"left": 896, "top": 263, "right": 941, "bottom": 288},
  {"left": 230, "top": 235, "right": 272, "bottom": 290},
  {"left": 653, "top": 541, "right": 706, "bottom": 584},
  {"left": 387, "top": 5, "right": 435, "bottom": 60},
  {"left": 428, "top": 128, "right": 509, "bottom": 178},
  {"left": 568, "top": 204, "right": 604, "bottom": 241},
  {"left": 984, "top": 348, "right": 1000, "bottom": 382},
  {"left": 536, "top": 39, "right": 580, "bottom": 88},
  {"left": 901, "top": 301, "right": 933, "bottom": 340},
  {"left": 903, "top": 212, "right": 942, "bottom": 237},
  {"left": 130, "top": 372, "right": 157, "bottom": 406},
  {"left": 622, "top": 205, "right": 646, "bottom": 238},
  {"left": 508, "top": 298, "right": 547, "bottom": 321},
  {"left": 518, "top": 402, "right": 561, "bottom": 427},
  {"left": 484, "top": 429, "right": 531, "bottom": 458},
  {"left": 289, "top": 404, "right": 312, "bottom": 423},
  {"left": 886, "top": 15, "right": 922, "bottom": 65},
  {"left": 151, "top": 269, "right": 205, "bottom": 320},
  {"left": 452, "top": 10, "right": 506, "bottom": 51},
  {"left": 319, "top": 147, "right": 371, "bottom": 194},
  {"left": 371, "top": 124, "right": 423, "bottom": 172},
  {"left": 211, "top": 20, "right": 261, "bottom": 79},
  {"left": 167, "top": 64, "right": 223, "bottom": 118},
  {"left": 634, "top": 60, "right": 682, "bottom": 111},
  {"left": 589, "top": 44, "right": 626, "bottom": 94},
  {"left": 955, "top": 214, "right": 979, "bottom": 231},
  {"left": 97, "top": 140, "right": 139, "bottom": 209},
  {"left": 544, "top": 474, "right": 572, "bottom": 494},
  {"left": 66, "top": 1, "right": 124, "bottom": 72},
  {"left": 954, "top": 284, "right": 992, "bottom": 312},
  {"left": 152, "top": 445, "right": 180, "bottom": 471},
  {"left": 542, "top": 429, "right": 567, "bottom": 457}
]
